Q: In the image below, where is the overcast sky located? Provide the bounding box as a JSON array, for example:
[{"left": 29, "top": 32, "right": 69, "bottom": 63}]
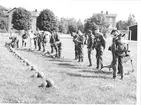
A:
[{"left": 1, "top": 0, "right": 141, "bottom": 22}]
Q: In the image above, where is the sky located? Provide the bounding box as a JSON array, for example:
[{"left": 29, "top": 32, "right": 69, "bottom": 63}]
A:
[{"left": 1, "top": 0, "right": 141, "bottom": 22}]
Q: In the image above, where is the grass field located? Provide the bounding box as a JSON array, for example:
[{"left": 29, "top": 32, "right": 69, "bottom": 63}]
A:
[{"left": 0, "top": 33, "right": 137, "bottom": 104}]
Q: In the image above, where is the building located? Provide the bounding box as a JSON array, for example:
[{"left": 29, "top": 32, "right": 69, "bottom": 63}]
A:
[
  {"left": 128, "top": 25, "right": 137, "bottom": 41},
  {"left": 100, "top": 11, "right": 117, "bottom": 29},
  {"left": 4, "top": 8, "right": 39, "bottom": 33}
]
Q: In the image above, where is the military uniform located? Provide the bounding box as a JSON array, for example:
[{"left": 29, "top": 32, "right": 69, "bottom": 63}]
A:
[
  {"left": 113, "top": 37, "right": 127, "bottom": 79},
  {"left": 76, "top": 34, "right": 84, "bottom": 62},
  {"left": 42, "top": 32, "right": 47, "bottom": 52},
  {"left": 94, "top": 33, "right": 106, "bottom": 70},
  {"left": 22, "top": 33, "right": 28, "bottom": 47},
  {"left": 50, "top": 33, "right": 57, "bottom": 54},
  {"left": 87, "top": 33, "right": 95, "bottom": 66},
  {"left": 37, "top": 32, "right": 42, "bottom": 51},
  {"left": 73, "top": 33, "right": 79, "bottom": 60},
  {"left": 54, "top": 32, "right": 62, "bottom": 58},
  {"left": 10, "top": 36, "right": 19, "bottom": 48},
  {"left": 33, "top": 32, "right": 38, "bottom": 49}
]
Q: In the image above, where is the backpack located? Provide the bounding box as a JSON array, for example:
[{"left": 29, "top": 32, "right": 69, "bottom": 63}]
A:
[{"left": 115, "top": 38, "right": 127, "bottom": 57}]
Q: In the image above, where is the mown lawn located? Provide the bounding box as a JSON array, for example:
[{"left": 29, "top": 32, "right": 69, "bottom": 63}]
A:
[{"left": 0, "top": 34, "right": 137, "bottom": 104}]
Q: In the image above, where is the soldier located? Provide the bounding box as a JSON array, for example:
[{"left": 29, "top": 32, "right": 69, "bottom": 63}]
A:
[
  {"left": 76, "top": 30, "right": 84, "bottom": 62},
  {"left": 94, "top": 28, "right": 106, "bottom": 70},
  {"left": 37, "top": 31, "right": 42, "bottom": 51},
  {"left": 72, "top": 32, "right": 79, "bottom": 60},
  {"left": 49, "top": 31, "right": 57, "bottom": 54},
  {"left": 87, "top": 30, "right": 95, "bottom": 66},
  {"left": 22, "top": 31, "right": 28, "bottom": 47},
  {"left": 33, "top": 31, "right": 38, "bottom": 49},
  {"left": 112, "top": 33, "right": 128, "bottom": 79},
  {"left": 41, "top": 31, "right": 48, "bottom": 52},
  {"left": 9, "top": 36, "right": 19, "bottom": 48},
  {"left": 54, "top": 31, "right": 62, "bottom": 58},
  {"left": 109, "top": 30, "right": 120, "bottom": 71}
]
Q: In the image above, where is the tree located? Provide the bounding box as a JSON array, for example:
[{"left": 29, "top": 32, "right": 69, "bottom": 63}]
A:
[
  {"left": 116, "top": 20, "right": 128, "bottom": 30},
  {"left": 116, "top": 14, "right": 137, "bottom": 30},
  {"left": 84, "top": 14, "right": 109, "bottom": 34},
  {"left": 12, "top": 7, "right": 31, "bottom": 31},
  {"left": 127, "top": 14, "right": 137, "bottom": 26},
  {"left": 0, "top": 5, "right": 8, "bottom": 32},
  {"left": 37, "top": 9, "right": 57, "bottom": 32},
  {"left": 67, "top": 18, "right": 77, "bottom": 34}
]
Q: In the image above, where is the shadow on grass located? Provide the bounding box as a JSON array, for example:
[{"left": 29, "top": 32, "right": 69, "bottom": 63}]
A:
[
  {"left": 66, "top": 72, "right": 111, "bottom": 79},
  {"left": 49, "top": 58, "right": 72, "bottom": 63},
  {"left": 57, "top": 62, "right": 82, "bottom": 69},
  {"left": 79, "top": 70, "right": 112, "bottom": 75}
]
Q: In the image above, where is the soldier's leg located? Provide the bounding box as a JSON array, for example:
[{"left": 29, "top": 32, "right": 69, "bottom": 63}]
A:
[
  {"left": 74, "top": 45, "right": 77, "bottom": 59},
  {"left": 54, "top": 44, "right": 58, "bottom": 57},
  {"left": 118, "top": 56, "right": 124, "bottom": 79},
  {"left": 42, "top": 42, "right": 46, "bottom": 52},
  {"left": 88, "top": 49, "right": 92, "bottom": 66},
  {"left": 16, "top": 40, "right": 19, "bottom": 48},
  {"left": 113, "top": 56, "right": 118, "bottom": 79},
  {"left": 58, "top": 43, "right": 62, "bottom": 58},
  {"left": 34, "top": 39, "right": 37, "bottom": 49},
  {"left": 96, "top": 48, "right": 99, "bottom": 69},
  {"left": 77, "top": 47, "right": 81, "bottom": 62},
  {"left": 50, "top": 44, "right": 54, "bottom": 53},
  {"left": 80, "top": 46, "right": 83, "bottom": 62},
  {"left": 38, "top": 40, "right": 41, "bottom": 51},
  {"left": 99, "top": 47, "right": 104, "bottom": 69}
]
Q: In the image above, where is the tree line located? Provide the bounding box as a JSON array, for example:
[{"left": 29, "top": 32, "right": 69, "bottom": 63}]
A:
[{"left": 0, "top": 5, "right": 137, "bottom": 34}]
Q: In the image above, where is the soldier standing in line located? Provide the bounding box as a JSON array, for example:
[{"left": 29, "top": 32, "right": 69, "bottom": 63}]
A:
[
  {"left": 54, "top": 31, "right": 62, "bottom": 58},
  {"left": 49, "top": 31, "right": 56, "bottom": 54},
  {"left": 41, "top": 31, "right": 47, "bottom": 52},
  {"left": 109, "top": 30, "right": 120, "bottom": 71},
  {"left": 87, "top": 30, "right": 95, "bottom": 66},
  {"left": 33, "top": 31, "right": 38, "bottom": 50},
  {"left": 72, "top": 32, "right": 79, "bottom": 60},
  {"left": 76, "top": 30, "right": 84, "bottom": 62},
  {"left": 112, "top": 33, "right": 128, "bottom": 80},
  {"left": 37, "top": 31, "right": 42, "bottom": 51},
  {"left": 94, "top": 28, "right": 106, "bottom": 70},
  {"left": 22, "top": 31, "right": 28, "bottom": 47}
]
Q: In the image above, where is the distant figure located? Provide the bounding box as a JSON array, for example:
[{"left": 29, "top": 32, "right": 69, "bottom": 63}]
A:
[
  {"left": 22, "top": 31, "right": 28, "bottom": 47},
  {"left": 33, "top": 31, "right": 38, "bottom": 49},
  {"left": 41, "top": 31, "right": 48, "bottom": 52},
  {"left": 49, "top": 31, "right": 56, "bottom": 54},
  {"left": 87, "top": 30, "right": 95, "bottom": 66},
  {"left": 29, "top": 30, "right": 36, "bottom": 50},
  {"left": 54, "top": 31, "right": 62, "bottom": 58},
  {"left": 72, "top": 32, "right": 79, "bottom": 60},
  {"left": 9, "top": 36, "right": 19, "bottom": 48},
  {"left": 76, "top": 30, "right": 84, "bottom": 62}
]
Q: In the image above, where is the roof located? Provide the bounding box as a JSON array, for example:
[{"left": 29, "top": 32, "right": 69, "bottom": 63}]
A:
[
  {"left": 7, "top": 7, "right": 17, "bottom": 13},
  {"left": 128, "top": 24, "right": 137, "bottom": 28},
  {"left": 5, "top": 7, "right": 40, "bottom": 17},
  {"left": 30, "top": 11, "right": 40, "bottom": 17},
  {"left": 105, "top": 14, "right": 117, "bottom": 17}
]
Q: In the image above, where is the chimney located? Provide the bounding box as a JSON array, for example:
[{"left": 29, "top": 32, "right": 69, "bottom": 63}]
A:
[
  {"left": 101, "top": 11, "right": 103, "bottom": 14},
  {"left": 106, "top": 11, "right": 108, "bottom": 14}
]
